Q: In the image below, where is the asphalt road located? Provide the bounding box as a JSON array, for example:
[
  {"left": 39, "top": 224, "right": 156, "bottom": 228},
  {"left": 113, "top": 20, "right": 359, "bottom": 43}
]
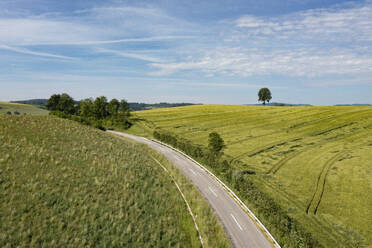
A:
[{"left": 108, "top": 131, "right": 275, "bottom": 248}]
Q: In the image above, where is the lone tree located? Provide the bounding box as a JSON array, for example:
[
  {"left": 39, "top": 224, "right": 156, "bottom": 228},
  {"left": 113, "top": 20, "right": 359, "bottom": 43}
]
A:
[
  {"left": 208, "top": 132, "right": 225, "bottom": 156},
  {"left": 258, "top": 88, "right": 272, "bottom": 105}
]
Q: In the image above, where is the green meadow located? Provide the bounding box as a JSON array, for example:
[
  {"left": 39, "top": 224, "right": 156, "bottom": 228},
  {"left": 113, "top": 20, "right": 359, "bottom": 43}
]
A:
[
  {"left": 132, "top": 105, "right": 372, "bottom": 247},
  {"left": 0, "top": 115, "right": 230, "bottom": 247},
  {"left": 0, "top": 102, "right": 48, "bottom": 115}
]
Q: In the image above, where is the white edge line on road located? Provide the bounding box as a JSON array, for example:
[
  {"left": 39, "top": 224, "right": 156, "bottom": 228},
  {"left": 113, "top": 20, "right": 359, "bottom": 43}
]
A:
[
  {"left": 150, "top": 138, "right": 281, "bottom": 248},
  {"left": 208, "top": 186, "right": 218, "bottom": 197},
  {"left": 231, "top": 214, "right": 243, "bottom": 231}
]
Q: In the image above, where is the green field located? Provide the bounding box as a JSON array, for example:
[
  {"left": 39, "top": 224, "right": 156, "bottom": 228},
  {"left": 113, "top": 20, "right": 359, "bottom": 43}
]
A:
[
  {"left": 0, "top": 102, "right": 48, "bottom": 115},
  {"left": 0, "top": 115, "right": 230, "bottom": 247},
  {"left": 131, "top": 105, "right": 372, "bottom": 247}
]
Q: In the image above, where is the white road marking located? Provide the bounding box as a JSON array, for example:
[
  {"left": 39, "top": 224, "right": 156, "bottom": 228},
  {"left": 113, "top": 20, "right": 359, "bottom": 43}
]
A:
[
  {"left": 189, "top": 168, "right": 197, "bottom": 175},
  {"left": 208, "top": 186, "right": 218, "bottom": 197},
  {"left": 231, "top": 214, "right": 243, "bottom": 231}
]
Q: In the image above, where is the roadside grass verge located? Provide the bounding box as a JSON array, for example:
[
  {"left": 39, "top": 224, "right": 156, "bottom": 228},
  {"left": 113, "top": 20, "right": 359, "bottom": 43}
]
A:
[{"left": 0, "top": 115, "right": 230, "bottom": 247}]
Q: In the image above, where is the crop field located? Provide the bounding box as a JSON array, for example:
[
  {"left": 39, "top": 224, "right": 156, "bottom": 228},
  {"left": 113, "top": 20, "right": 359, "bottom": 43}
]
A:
[
  {"left": 0, "top": 115, "right": 230, "bottom": 247},
  {"left": 132, "top": 105, "right": 372, "bottom": 247},
  {"left": 0, "top": 102, "right": 48, "bottom": 115}
]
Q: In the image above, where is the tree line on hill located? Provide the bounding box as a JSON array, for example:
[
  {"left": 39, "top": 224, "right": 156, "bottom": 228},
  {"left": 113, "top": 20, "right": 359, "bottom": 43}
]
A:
[
  {"left": 11, "top": 99, "right": 196, "bottom": 111},
  {"left": 46, "top": 93, "right": 131, "bottom": 130}
]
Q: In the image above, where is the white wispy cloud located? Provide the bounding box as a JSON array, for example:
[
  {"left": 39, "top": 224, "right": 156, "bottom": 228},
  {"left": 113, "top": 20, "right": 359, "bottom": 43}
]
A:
[
  {"left": 150, "top": 46, "right": 372, "bottom": 77},
  {"left": 0, "top": 1, "right": 371, "bottom": 89},
  {"left": 41, "top": 36, "right": 193, "bottom": 46},
  {"left": 95, "top": 48, "right": 165, "bottom": 62},
  {"left": 0, "top": 18, "right": 101, "bottom": 46},
  {"left": 0, "top": 5, "right": 195, "bottom": 46},
  {"left": 0, "top": 44, "right": 76, "bottom": 59},
  {"left": 150, "top": 1, "right": 372, "bottom": 80},
  {"left": 234, "top": 2, "right": 372, "bottom": 42}
]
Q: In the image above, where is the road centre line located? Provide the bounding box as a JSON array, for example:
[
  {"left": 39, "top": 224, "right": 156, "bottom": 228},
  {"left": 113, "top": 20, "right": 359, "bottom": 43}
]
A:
[
  {"left": 231, "top": 214, "right": 243, "bottom": 231},
  {"left": 189, "top": 168, "right": 197, "bottom": 175},
  {"left": 208, "top": 186, "right": 218, "bottom": 197}
]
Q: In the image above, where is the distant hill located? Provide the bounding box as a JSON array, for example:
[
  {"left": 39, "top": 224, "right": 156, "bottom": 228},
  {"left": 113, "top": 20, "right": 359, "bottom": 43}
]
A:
[
  {"left": 11, "top": 99, "right": 198, "bottom": 111},
  {"left": 247, "top": 102, "right": 312, "bottom": 106},
  {"left": 129, "top": 102, "right": 198, "bottom": 111},
  {"left": 334, "top": 104, "right": 372, "bottom": 106},
  {"left": 0, "top": 102, "right": 48, "bottom": 115}
]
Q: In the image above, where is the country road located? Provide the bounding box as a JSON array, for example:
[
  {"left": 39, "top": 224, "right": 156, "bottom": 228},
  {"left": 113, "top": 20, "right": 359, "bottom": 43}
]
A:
[{"left": 108, "top": 131, "right": 277, "bottom": 248}]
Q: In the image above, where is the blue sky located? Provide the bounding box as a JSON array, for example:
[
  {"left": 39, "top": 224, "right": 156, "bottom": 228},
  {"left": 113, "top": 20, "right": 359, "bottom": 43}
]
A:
[{"left": 0, "top": 0, "right": 371, "bottom": 105}]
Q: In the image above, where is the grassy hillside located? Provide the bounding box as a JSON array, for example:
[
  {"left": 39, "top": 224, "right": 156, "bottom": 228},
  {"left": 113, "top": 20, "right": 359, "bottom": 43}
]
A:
[
  {"left": 0, "top": 102, "right": 48, "bottom": 115},
  {"left": 0, "top": 115, "right": 230, "bottom": 247},
  {"left": 132, "top": 105, "right": 372, "bottom": 247}
]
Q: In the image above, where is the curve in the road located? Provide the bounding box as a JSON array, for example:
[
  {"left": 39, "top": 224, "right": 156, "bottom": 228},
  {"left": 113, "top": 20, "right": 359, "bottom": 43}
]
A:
[{"left": 108, "top": 130, "right": 280, "bottom": 248}]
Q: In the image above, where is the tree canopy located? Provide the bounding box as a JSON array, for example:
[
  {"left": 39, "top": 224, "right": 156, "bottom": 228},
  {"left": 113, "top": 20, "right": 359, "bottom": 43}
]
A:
[
  {"left": 258, "top": 88, "right": 272, "bottom": 105},
  {"left": 208, "top": 132, "right": 225, "bottom": 155},
  {"left": 46, "top": 94, "right": 131, "bottom": 129},
  {"left": 46, "top": 93, "right": 75, "bottom": 114},
  {"left": 46, "top": 94, "right": 61, "bottom": 111}
]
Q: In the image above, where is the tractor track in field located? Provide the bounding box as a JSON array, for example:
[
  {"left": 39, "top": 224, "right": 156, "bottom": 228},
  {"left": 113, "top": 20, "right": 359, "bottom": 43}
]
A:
[
  {"left": 230, "top": 137, "right": 301, "bottom": 163},
  {"left": 266, "top": 127, "right": 367, "bottom": 175},
  {"left": 306, "top": 153, "right": 344, "bottom": 215},
  {"left": 254, "top": 177, "right": 346, "bottom": 244},
  {"left": 267, "top": 151, "right": 301, "bottom": 174},
  {"left": 230, "top": 109, "right": 372, "bottom": 163}
]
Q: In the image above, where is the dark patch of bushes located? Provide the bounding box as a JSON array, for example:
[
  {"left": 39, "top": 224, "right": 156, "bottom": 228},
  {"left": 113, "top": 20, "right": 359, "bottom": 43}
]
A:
[
  {"left": 47, "top": 94, "right": 131, "bottom": 131},
  {"left": 50, "top": 111, "right": 106, "bottom": 131}
]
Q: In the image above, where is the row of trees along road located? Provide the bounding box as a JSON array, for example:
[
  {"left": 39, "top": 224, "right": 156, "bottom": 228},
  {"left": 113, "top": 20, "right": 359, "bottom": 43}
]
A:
[{"left": 46, "top": 93, "right": 131, "bottom": 130}]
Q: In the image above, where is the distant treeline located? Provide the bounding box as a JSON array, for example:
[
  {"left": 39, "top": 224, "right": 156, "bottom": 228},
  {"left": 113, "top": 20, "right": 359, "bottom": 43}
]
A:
[
  {"left": 334, "top": 104, "right": 372, "bottom": 106},
  {"left": 11, "top": 99, "right": 49, "bottom": 107},
  {"left": 129, "top": 102, "right": 197, "bottom": 110},
  {"left": 248, "top": 102, "right": 312, "bottom": 106},
  {"left": 45, "top": 94, "right": 131, "bottom": 130},
  {"left": 11, "top": 99, "right": 197, "bottom": 111},
  {"left": 154, "top": 129, "right": 322, "bottom": 248}
]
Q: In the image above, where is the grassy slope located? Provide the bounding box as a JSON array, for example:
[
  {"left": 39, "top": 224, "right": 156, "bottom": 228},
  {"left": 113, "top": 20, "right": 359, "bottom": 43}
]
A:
[
  {"left": 132, "top": 105, "right": 372, "bottom": 247},
  {"left": 0, "top": 102, "right": 48, "bottom": 115},
  {"left": 0, "top": 115, "right": 230, "bottom": 247}
]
